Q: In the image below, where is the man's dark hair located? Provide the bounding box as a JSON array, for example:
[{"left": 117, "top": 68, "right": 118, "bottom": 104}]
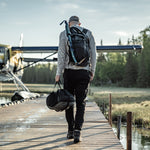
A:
[{"left": 69, "top": 16, "right": 80, "bottom": 23}]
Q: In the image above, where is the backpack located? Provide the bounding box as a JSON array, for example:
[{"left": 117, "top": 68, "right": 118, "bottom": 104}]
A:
[{"left": 69, "top": 27, "right": 90, "bottom": 67}]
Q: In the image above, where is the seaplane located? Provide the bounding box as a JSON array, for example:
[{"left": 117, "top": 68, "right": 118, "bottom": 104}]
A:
[{"left": 0, "top": 33, "right": 142, "bottom": 101}]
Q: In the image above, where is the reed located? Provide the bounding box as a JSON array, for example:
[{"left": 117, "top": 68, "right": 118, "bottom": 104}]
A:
[{"left": 92, "top": 89, "right": 150, "bottom": 129}]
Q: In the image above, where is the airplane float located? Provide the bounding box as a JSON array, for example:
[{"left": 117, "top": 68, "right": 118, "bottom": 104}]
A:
[{"left": 0, "top": 37, "right": 142, "bottom": 101}]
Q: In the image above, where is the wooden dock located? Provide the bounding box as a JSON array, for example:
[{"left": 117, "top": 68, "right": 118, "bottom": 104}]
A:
[{"left": 0, "top": 96, "right": 124, "bottom": 150}]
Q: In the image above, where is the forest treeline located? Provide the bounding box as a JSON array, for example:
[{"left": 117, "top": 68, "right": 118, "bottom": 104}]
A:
[
  {"left": 22, "top": 63, "right": 57, "bottom": 84},
  {"left": 22, "top": 26, "right": 150, "bottom": 88}
]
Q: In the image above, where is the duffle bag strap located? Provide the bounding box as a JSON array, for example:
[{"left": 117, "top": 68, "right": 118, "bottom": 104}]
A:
[
  {"left": 54, "top": 80, "right": 62, "bottom": 89},
  {"left": 59, "top": 90, "right": 71, "bottom": 111}
]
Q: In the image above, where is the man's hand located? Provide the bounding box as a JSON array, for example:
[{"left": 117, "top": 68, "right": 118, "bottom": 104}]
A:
[
  {"left": 55, "top": 75, "right": 60, "bottom": 82},
  {"left": 90, "top": 72, "right": 94, "bottom": 81}
]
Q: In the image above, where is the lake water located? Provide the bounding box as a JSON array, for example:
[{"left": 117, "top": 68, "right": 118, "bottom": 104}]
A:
[{"left": 112, "top": 124, "right": 150, "bottom": 150}]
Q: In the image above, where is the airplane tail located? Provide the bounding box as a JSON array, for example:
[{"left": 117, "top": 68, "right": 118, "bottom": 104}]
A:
[{"left": 19, "top": 33, "right": 24, "bottom": 47}]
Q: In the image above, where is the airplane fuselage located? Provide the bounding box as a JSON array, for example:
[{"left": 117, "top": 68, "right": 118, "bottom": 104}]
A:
[{"left": 0, "top": 44, "right": 23, "bottom": 81}]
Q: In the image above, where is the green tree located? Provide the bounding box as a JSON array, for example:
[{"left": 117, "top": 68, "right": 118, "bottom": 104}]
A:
[
  {"left": 137, "top": 26, "right": 150, "bottom": 87},
  {"left": 93, "top": 53, "right": 125, "bottom": 85},
  {"left": 137, "top": 53, "right": 149, "bottom": 87},
  {"left": 22, "top": 63, "right": 56, "bottom": 84},
  {"left": 118, "top": 38, "right": 122, "bottom": 45},
  {"left": 123, "top": 53, "right": 138, "bottom": 87}
]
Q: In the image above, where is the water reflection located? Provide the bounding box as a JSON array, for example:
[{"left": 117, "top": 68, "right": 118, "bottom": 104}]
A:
[
  {"left": 112, "top": 124, "right": 150, "bottom": 150},
  {"left": 0, "top": 96, "right": 11, "bottom": 104}
]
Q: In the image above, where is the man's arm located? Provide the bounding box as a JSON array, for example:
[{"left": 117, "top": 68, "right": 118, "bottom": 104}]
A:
[
  {"left": 89, "top": 31, "right": 97, "bottom": 80},
  {"left": 55, "top": 31, "right": 66, "bottom": 82}
]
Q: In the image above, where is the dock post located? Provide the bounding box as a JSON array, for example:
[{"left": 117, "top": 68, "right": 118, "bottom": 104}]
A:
[
  {"left": 117, "top": 115, "right": 121, "bottom": 139},
  {"left": 88, "top": 89, "right": 91, "bottom": 95},
  {"left": 108, "top": 93, "right": 112, "bottom": 126},
  {"left": 127, "top": 112, "right": 132, "bottom": 150},
  {"left": 102, "top": 100, "right": 105, "bottom": 114},
  {"left": 0, "top": 82, "right": 2, "bottom": 92}
]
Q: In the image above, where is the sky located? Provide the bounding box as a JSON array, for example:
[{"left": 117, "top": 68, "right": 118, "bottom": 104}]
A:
[{"left": 0, "top": 0, "right": 150, "bottom": 46}]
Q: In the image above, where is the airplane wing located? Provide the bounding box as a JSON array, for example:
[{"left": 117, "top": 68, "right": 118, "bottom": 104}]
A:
[
  {"left": 10, "top": 45, "right": 142, "bottom": 67},
  {"left": 12, "top": 45, "right": 142, "bottom": 53},
  {"left": 96, "top": 45, "right": 142, "bottom": 52},
  {"left": 11, "top": 46, "right": 58, "bottom": 53}
]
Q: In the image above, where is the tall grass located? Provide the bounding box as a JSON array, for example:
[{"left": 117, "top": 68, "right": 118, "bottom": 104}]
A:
[
  {"left": 112, "top": 101, "right": 150, "bottom": 128},
  {"left": 90, "top": 87, "right": 150, "bottom": 129}
]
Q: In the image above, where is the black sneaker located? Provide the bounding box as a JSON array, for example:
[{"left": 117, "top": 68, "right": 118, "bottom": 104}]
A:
[
  {"left": 67, "top": 131, "right": 74, "bottom": 139},
  {"left": 74, "top": 130, "right": 81, "bottom": 143}
]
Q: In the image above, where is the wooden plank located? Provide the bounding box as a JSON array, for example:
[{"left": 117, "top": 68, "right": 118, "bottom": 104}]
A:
[{"left": 0, "top": 97, "right": 124, "bottom": 149}]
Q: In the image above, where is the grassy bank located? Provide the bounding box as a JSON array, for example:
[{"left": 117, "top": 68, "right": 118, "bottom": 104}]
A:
[
  {"left": 112, "top": 101, "right": 150, "bottom": 128},
  {"left": 0, "top": 83, "right": 54, "bottom": 96},
  {"left": 90, "top": 87, "right": 150, "bottom": 129}
]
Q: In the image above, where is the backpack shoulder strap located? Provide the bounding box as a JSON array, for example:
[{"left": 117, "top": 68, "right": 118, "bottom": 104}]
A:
[
  {"left": 82, "top": 28, "right": 88, "bottom": 34},
  {"left": 70, "top": 26, "right": 82, "bottom": 34},
  {"left": 70, "top": 26, "right": 88, "bottom": 35}
]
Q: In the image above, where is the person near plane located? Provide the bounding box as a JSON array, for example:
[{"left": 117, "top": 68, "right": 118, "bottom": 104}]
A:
[{"left": 55, "top": 16, "right": 97, "bottom": 143}]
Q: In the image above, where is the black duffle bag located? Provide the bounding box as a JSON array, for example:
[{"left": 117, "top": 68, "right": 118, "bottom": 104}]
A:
[{"left": 46, "top": 82, "right": 74, "bottom": 112}]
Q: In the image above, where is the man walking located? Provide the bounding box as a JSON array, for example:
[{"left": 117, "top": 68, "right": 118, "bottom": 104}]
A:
[{"left": 55, "top": 16, "right": 96, "bottom": 143}]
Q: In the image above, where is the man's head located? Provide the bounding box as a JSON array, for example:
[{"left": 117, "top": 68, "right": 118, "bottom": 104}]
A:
[{"left": 69, "top": 16, "right": 81, "bottom": 26}]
